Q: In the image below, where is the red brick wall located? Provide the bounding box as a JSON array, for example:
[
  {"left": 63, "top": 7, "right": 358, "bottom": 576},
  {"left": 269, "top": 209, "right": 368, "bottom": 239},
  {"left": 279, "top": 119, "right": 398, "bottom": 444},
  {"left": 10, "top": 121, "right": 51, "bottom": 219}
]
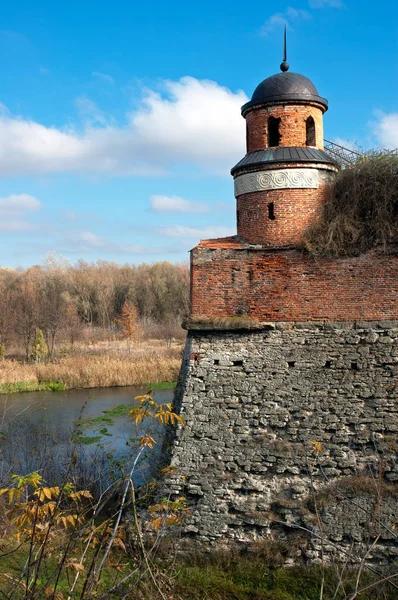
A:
[
  {"left": 237, "top": 184, "right": 331, "bottom": 246},
  {"left": 191, "top": 247, "right": 398, "bottom": 322},
  {"left": 245, "top": 104, "right": 324, "bottom": 152}
]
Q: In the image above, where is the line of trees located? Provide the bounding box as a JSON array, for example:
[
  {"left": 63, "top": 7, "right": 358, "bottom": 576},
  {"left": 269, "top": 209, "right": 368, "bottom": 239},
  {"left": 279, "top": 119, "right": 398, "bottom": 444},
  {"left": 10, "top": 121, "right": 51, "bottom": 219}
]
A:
[{"left": 0, "top": 256, "right": 190, "bottom": 358}]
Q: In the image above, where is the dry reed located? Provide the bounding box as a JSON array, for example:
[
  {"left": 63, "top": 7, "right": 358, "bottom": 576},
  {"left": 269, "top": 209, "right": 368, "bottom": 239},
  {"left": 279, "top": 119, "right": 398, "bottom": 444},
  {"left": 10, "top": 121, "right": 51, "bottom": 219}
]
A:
[{"left": 0, "top": 342, "right": 181, "bottom": 391}]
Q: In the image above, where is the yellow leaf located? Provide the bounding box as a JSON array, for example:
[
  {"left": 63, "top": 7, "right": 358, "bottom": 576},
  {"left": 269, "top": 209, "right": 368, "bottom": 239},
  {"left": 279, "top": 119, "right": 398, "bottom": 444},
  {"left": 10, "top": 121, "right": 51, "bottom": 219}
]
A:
[
  {"left": 60, "top": 516, "right": 68, "bottom": 529},
  {"left": 113, "top": 537, "right": 127, "bottom": 552},
  {"left": 80, "top": 490, "right": 93, "bottom": 499},
  {"left": 140, "top": 435, "right": 156, "bottom": 449},
  {"left": 65, "top": 560, "right": 85, "bottom": 572},
  {"left": 148, "top": 517, "right": 163, "bottom": 531},
  {"left": 43, "top": 487, "right": 52, "bottom": 500},
  {"left": 311, "top": 440, "right": 323, "bottom": 453}
]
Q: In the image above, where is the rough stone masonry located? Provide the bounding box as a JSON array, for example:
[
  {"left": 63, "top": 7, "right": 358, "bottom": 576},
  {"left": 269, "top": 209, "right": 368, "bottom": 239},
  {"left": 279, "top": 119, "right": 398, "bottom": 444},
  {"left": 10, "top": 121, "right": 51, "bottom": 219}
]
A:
[{"left": 165, "top": 322, "right": 398, "bottom": 562}]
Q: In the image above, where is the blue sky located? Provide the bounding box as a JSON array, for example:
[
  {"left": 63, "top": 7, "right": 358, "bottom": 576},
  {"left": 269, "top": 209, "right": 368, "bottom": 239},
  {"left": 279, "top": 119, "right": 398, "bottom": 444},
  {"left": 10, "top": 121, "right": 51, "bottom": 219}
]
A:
[{"left": 0, "top": 0, "right": 397, "bottom": 267}]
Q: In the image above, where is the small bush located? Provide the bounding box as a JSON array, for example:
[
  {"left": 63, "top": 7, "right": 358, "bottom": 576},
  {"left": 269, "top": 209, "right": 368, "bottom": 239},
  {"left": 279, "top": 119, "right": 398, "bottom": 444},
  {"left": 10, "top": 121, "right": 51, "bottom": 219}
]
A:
[
  {"left": 303, "top": 151, "right": 398, "bottom": 256},
  {"left": 30, "top": 328, "right": 49, "bottom": 363}
]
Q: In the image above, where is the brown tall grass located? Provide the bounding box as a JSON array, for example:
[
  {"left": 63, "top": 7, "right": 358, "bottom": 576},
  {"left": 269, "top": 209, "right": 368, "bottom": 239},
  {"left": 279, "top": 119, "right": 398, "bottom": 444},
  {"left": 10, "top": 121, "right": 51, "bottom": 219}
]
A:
[{"left": 0, "top": 342, "right": 182, "bottom": 391}]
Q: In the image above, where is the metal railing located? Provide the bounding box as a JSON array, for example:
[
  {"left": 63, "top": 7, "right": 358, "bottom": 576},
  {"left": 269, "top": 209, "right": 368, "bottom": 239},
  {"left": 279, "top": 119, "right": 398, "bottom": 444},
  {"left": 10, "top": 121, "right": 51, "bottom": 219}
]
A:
[{"left": 323, "top": 139, "right": 363, "bottom": 167}]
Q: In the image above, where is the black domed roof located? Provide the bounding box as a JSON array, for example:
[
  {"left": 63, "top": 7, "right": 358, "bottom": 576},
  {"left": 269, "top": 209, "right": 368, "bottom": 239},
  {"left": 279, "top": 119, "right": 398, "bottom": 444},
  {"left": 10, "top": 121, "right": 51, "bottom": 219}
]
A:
[{"left": 242, "top": 71, "right": 328, "bottom": 115}]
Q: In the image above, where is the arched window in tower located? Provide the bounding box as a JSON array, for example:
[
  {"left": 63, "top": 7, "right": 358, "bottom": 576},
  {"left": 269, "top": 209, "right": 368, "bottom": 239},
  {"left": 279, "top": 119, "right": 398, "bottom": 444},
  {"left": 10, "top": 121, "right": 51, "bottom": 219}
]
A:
[
  {"left": 268, "top": 117, "right": 281, "bottom": 147},
  {"left": 306, "top": 116, "right": 316, "bottom": 146}
]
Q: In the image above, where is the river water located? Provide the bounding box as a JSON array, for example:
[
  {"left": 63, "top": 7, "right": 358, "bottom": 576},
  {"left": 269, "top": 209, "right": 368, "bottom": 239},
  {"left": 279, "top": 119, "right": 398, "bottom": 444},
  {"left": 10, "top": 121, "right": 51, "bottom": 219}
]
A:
[{"left": 0, "top": 386, "right": 174, "bottom": 492}]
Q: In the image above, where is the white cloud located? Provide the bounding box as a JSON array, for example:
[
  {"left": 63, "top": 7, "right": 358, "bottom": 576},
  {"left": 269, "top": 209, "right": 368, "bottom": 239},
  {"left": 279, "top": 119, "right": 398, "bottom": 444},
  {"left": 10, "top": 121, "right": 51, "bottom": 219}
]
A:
[
  {"left": 157, "top": 225, "right": 235, "bottom": 239},
  {"left": 373, "top": 112, "right": 398, "bottom": 149},
  {"left": 92, "top": 71, "right": 115, "bottom": 84},
  {"left": 0, "top": 193, "right": 41, "bottom": 215},
  {"left": 261, "top": 7, "right": 311, "bottom": 36},
  {"left": 150, "top": 195, "right": 209, "bottom": 213},
  {"left": 308, "top": 0, "right": 344, "bottom": 7},
  {"left": 0, "top": 193, "right": 42, "bottom": 232},
  {"left": 0, "top": 77, "right": 247, "bottom": 178}
]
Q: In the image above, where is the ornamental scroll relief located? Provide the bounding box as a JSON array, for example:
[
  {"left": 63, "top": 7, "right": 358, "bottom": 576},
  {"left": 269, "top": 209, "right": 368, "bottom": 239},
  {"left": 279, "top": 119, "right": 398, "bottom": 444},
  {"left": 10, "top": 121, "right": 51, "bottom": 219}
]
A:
[{"left": 234, "top": 168, "right": 319, "bottom": 197}]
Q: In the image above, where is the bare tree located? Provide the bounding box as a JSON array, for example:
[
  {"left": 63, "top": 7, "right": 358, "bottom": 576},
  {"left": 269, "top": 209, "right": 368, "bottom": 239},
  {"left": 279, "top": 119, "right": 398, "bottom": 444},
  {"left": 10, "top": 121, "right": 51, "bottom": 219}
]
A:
[{"left": 14, "top": 270, "right": 40, "bottom": 360}]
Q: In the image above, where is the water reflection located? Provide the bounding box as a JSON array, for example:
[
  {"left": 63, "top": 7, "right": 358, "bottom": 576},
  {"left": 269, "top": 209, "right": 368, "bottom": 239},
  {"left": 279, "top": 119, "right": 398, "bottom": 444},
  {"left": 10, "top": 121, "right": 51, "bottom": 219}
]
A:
[{"left": 0, "top": 386, "right": 174, "bottom": 496}]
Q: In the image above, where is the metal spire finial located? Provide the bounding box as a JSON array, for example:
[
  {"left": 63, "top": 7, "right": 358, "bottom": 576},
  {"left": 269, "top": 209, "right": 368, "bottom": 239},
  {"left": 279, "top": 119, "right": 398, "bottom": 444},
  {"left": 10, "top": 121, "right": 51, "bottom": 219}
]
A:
[{"left": 280, "top": 25, "right": 289, "bottom": 72}]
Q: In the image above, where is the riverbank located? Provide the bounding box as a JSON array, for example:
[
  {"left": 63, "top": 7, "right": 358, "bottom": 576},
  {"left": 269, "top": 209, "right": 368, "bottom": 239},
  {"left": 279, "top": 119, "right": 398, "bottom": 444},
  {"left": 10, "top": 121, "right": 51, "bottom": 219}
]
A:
[{"left": 0, "top": 341, "right": 181, "bottom": 394}]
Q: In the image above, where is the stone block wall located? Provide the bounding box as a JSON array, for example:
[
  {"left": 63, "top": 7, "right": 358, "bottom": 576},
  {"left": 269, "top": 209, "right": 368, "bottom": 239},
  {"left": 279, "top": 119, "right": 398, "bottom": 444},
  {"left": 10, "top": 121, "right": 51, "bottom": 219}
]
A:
[{"left": 165, "top": 322, "right": 398, "bottom": 561}]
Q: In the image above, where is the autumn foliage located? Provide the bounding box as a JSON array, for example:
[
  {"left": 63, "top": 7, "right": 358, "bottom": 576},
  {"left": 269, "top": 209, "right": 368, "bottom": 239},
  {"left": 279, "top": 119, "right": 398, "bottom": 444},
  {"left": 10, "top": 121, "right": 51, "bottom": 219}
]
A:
[
  {"left": 0, "top": 258, "right": 189, "bottom": 360},
  {"left": 116, "top": 301, "right": 141, "bottom": 342}
]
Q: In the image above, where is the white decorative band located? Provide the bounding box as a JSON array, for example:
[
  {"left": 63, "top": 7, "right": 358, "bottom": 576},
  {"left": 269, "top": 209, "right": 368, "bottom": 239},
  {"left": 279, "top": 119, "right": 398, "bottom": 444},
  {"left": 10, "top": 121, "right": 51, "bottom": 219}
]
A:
[{"left": 234, "top": 168, "right": 319, "bottom": 197}]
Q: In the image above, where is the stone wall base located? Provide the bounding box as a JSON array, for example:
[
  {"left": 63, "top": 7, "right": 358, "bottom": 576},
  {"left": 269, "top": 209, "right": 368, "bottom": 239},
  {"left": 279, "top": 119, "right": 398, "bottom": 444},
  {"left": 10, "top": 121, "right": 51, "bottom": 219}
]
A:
[{"left": 163, "top": 322, "right": 398, "bottom": 564}]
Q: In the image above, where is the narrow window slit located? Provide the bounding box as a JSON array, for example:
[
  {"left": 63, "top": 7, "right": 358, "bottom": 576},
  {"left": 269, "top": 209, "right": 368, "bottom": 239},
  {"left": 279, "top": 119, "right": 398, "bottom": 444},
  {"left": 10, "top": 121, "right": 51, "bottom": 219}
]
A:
[
  {"left": 288, "top": 361, "right": 295, "bottom": 368},
  {"left": 351, "top": 362, "right": 359, "bottom": 371},
  {"left": 268, "top": 202, "right": 275, "bottom": 220},
  {"left": 214, "top": 359, "right": 220, "bottom": 366}
]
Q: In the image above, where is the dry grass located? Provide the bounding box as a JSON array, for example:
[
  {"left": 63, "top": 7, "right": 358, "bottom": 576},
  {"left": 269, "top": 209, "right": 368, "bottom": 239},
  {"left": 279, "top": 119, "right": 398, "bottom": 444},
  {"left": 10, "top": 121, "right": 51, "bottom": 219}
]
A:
[
  {"left": 303, "top": 151, "right": 398, "bottom": 256},
  {"left": 183, "top": 316, "right": 266, "bottom": 330},
  {"left": 0, "top": 342, "right": 182, "bottom": 391},
  {"left": 0, "top": 360, "right": 38, "bottom": 385}
]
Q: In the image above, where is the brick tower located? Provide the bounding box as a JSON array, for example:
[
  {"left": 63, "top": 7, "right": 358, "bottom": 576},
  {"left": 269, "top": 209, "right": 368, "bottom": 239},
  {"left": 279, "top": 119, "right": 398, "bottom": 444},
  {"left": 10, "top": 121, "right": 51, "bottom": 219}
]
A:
[
  {"left": 189, "top": 45, "right": 398, "bottom": 322},
  {"left": 232, "top": 39, "right": 338, "bottom": 247},
  {"left": 164, "top": 39, "right": 398, "bottom": 559}
]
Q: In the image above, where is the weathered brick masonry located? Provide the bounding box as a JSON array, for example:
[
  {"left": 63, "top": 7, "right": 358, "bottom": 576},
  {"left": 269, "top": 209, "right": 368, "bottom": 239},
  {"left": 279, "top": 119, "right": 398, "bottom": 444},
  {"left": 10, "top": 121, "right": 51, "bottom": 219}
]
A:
[
  {"left": 246, "top": 104, "right": 324, "bottom": 151},
  {"left": 191, "top": 245, "right": 398, "bottom": 321},
  {"left": 236, "top": 184, "right": 331, "bottom": 246}
]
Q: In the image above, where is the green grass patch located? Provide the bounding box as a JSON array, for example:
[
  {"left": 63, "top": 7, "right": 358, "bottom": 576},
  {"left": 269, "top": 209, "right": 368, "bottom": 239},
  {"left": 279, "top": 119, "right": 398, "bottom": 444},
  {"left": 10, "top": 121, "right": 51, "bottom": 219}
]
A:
[
  {"left": 145, "top": 380, "right": 176, "bottom": 390},
  {"left": 73, "top": 434, "right": 103, "bottom": 445},
  {"left": 75, "top": 403, "right": 135, "bottom": 440},
  {"left": 1, "top": 538, "right": 398, "bottom": 599},
  {"left": 173, "top": 559, "right": 398, "bottom": 600},
  {"left": 102, "top": 403, "right": 135, "bottom": 417},
  {"left": 0, "top": 380, "right": 66, "bottom": 394},
  {"left": 0, "top": 539, "right": 137, "bottom": 599}
]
